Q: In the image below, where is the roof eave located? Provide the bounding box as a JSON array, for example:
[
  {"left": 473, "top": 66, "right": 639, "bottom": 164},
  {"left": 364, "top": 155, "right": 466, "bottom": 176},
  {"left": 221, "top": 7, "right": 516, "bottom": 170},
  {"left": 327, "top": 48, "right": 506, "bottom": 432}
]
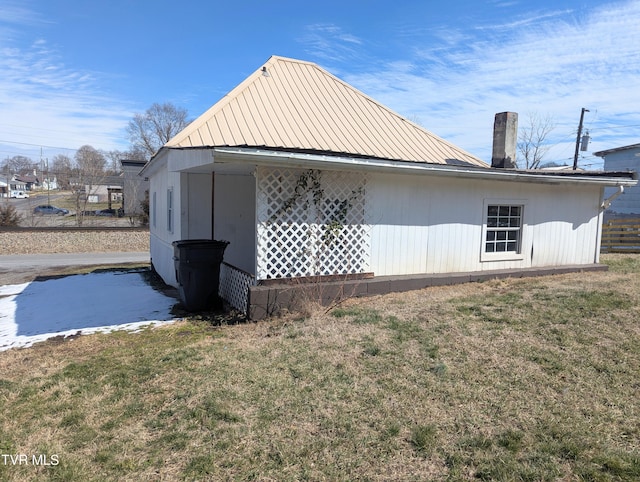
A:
[
  {"left": 594, "top": 143, "right": 640, "bottom": 157},
  {"left": 210, "top": 147, "right": 638, "bottom": 187}
]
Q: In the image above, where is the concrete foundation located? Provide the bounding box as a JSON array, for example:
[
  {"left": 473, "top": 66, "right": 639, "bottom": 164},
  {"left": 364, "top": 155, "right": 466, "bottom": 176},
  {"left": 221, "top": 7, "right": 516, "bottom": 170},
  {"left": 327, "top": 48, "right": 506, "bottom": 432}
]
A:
[{"left": 247, "top": 264, "right": 608, "bottom": 320}]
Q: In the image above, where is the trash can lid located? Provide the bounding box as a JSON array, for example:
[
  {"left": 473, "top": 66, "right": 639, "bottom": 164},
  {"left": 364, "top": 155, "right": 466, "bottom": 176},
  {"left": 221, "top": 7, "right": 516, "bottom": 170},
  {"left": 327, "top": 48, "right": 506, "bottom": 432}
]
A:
[{"left": 172, "top": 239, "right": 230, "bottom": 247}]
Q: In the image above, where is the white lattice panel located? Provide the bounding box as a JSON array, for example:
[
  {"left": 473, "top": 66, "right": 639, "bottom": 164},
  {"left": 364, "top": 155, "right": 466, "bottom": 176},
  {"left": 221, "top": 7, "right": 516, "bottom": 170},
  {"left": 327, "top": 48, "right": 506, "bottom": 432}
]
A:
[
  {"left": 257, "top": 167, "right": 370, "bottom": 279},
  {"left": 219, "top": 263, "right": 256, "bottom": 313}
]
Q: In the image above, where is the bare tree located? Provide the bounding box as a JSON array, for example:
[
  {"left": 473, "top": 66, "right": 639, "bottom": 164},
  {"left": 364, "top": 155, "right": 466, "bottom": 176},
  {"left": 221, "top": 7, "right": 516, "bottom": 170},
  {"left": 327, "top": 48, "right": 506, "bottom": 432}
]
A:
[
  {"left": 73, "top": 145, "right": 106, "bottom": 225},
  {"left": 517, "top": 112, "right": 555, "bottom": 169},
  {"left": 51, "top": 154, "right": 73, "bottom": 189},
  {"left": 1, "top": 155, "right": 35, "bottom": 199},
  {"left": 1, "top": 155, "right": 36, "bottom": 175},
  {"left": 103, "top": 150, "right": 124, "bottom": 175},
  {"left": 127, "top": 102, "right": 190, "bottom": 158}
]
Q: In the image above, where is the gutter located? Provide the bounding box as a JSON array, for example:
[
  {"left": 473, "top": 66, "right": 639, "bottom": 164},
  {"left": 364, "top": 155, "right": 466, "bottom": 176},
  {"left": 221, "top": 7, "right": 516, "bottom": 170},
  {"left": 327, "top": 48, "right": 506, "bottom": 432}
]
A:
[
  {"left": 601, "top": 185, "right": 625, "bottom": 210},
  {"left": 211, "top": 147, "right": 638, "bottom": 187}
]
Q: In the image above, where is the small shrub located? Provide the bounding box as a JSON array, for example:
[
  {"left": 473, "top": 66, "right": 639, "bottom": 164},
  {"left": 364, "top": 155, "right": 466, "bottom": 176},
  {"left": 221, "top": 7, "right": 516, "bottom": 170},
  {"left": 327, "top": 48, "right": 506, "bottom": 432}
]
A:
[
  {"left": 410, "top": 424, "right": 438, "bottom": 454},
  {"left": 429, "top": 362, "right": 448, "bottom": 377},
  {"left": 363, "top": 344, "right": 381, "bottom": 356},
  {"left": 0, "top": 203, "right": 22, "bottom": 226}
]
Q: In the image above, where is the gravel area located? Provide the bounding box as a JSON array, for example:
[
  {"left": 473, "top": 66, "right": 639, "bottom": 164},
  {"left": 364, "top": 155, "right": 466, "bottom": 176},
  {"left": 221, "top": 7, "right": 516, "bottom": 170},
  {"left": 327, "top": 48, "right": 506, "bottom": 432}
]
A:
[{"left": 0, "top": 229, "right": 150, "bottom": 255}]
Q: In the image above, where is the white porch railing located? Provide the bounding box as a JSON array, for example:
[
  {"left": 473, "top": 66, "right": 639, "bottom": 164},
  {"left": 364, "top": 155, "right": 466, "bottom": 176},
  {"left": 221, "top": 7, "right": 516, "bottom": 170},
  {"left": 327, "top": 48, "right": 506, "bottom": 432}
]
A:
[{"left": 219, "top": 262, "right": 256, "bottom": 314}]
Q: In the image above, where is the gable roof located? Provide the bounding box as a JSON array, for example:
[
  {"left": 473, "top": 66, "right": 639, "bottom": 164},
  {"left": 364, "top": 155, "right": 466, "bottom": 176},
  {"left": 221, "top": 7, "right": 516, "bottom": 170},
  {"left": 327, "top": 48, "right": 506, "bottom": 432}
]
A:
[{"left": 166, "top": 55, "right": 487, "bottom": 167}]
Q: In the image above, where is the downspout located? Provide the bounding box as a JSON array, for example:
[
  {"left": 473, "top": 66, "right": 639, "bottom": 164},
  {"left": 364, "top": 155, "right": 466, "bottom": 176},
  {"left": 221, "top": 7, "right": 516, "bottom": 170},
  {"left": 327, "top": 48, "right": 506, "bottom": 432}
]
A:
[{"left": 601, "top": 185, "right": 624, "bottom": 210}]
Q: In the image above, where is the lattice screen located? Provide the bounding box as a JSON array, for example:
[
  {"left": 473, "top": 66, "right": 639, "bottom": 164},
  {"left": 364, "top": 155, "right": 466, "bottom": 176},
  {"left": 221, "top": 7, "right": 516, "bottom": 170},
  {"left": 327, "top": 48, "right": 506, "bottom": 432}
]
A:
[
  {"left": 256, "top": 167, "right": 369, "bottom": 280},
  {"left": 219, "top": 262, "right": 255, "bottom": 313}
]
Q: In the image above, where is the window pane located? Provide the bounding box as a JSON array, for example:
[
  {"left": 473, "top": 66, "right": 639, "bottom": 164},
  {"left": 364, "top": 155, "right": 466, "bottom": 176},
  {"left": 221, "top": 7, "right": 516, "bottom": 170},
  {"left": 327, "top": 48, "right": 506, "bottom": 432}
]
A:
[{"left": 485, "top": 204, "right": 523, "bottom": 255}]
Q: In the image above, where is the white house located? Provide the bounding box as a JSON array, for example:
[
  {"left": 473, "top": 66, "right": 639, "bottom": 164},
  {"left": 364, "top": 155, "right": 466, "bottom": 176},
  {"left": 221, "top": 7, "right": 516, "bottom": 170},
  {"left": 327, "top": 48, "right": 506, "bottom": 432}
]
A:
[
  {"left": 141, "top": 56, "right": 636, "bottom": 318},
  {"left": 594, "top": 143, "right": 640, "bottom": 219}
]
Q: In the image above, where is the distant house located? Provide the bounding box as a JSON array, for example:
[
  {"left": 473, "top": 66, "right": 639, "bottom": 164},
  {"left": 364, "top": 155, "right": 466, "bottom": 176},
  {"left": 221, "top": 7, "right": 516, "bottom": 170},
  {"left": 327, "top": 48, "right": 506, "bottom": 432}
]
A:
[
  {"left": 10, "top": 177, "right": 28, "bottom": 192},
  {"left": 121, "top": 159, "right": 149, "bottom": 216},
  {"left": 594, "top": 143, "right": 640, "bottom": 219},
  {"left": 41, "top": 176, "right": 59, "bottom": 191},
  {"left": 77, "top": 176, "right": 123, "bottom": 205},
  {"left": 14, "top": 173, "right": 39, "bottom": 191},
  {"left": 4, "top": 178, "right": 27, "bottom": 197},
  {"left": 141, "top": 55, "right": 636, "bottom": 318}
]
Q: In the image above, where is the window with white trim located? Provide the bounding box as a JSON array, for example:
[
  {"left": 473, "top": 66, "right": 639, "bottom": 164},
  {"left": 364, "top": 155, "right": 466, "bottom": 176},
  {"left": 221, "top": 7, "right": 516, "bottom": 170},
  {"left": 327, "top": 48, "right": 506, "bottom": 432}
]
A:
[
  {"left": 485, "top": 204, "right": 522, "bottom": 253},
  {"left": 167, "top": 188, "right": 173, "bottom": 233},
  {"left": 481, "top": 201, "right": 526, "bottom": 261}
]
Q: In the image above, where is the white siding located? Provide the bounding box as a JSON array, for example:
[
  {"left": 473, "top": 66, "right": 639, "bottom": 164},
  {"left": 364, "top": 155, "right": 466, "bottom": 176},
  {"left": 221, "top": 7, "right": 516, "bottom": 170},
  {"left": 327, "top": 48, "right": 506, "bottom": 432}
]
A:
[
  {"left": 527, "top": 184, "right": 602, "bottom": 266},
  {"left": 367, "top": 174, "right": 429, "bottom": 275},
  {"left": 149, "top": 152, "right": 183, "bottom": 287},
  {"left": 182, "top": 172, "right": 212, "bottom": 239},
  {"left": 368, "top": 173, "right": 603, "bottom": 276},
  {"left": 214, "top": 173, "right": 257, "bottom": 275}
]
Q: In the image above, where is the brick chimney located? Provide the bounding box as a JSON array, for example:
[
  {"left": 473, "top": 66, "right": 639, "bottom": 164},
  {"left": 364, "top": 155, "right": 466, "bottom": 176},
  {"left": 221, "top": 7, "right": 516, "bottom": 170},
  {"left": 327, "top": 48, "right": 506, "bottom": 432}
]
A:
[{"left": 491, "top": 112, "right": 518, "bottom": 168}]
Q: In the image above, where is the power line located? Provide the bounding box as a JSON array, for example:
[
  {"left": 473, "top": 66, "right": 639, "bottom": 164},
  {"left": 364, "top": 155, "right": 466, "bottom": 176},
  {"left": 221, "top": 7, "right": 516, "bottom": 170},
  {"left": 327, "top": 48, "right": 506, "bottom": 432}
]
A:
[{"left": 0, "top": 139, "right": 78, "bottom": 152}]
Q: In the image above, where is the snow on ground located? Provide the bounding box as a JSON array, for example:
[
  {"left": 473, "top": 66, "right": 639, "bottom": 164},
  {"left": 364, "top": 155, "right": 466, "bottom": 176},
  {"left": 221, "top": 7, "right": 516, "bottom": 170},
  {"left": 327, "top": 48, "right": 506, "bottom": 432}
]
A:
[{"left": 0, "top": 270, "right": 179, "bottom": 351}]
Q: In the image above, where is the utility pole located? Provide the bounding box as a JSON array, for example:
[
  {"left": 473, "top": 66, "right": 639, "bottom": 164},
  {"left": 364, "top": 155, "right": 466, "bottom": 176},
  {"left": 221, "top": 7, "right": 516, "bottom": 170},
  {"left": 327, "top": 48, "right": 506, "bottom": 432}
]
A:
[
  {"left": 45, "top": 157, "right": 50, "bottom": 205},
  {"left": 573, "top": 107, "right": 589, "bottom": 170}
]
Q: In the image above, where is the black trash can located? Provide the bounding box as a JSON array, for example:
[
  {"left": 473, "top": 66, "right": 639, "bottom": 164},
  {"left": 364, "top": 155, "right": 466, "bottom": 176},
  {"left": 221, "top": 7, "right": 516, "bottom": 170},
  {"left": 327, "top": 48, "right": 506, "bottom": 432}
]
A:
[{"left": 172, "top": 239, "right": 230, "bottom": 312}]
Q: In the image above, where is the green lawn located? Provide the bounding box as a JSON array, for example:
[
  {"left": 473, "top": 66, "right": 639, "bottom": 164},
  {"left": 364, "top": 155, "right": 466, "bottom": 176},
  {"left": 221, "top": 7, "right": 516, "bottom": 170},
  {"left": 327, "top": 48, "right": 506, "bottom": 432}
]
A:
[{"left": 1, "top": 255, "right": 639, "bottom": 481}]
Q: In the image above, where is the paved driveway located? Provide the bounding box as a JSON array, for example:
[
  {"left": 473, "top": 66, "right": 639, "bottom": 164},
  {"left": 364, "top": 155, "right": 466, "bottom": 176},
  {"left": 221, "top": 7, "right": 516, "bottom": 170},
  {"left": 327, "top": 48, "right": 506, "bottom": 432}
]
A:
[
  {"left": 0, "top": 252, "right": 151, "bottom": 285},
  {"left": 0, "top": 252, "right": 150, "bottom": 269}
]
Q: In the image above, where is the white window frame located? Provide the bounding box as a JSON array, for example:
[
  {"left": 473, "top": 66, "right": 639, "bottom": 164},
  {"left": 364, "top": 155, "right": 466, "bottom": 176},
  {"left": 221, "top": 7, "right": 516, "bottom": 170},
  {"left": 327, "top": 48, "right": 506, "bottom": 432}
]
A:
[
  {"left": 481, "top": 199, "right": 526, "bottom": 262},
  {"left": 167, "top": 188, "right": 173, "bottom": 233}
]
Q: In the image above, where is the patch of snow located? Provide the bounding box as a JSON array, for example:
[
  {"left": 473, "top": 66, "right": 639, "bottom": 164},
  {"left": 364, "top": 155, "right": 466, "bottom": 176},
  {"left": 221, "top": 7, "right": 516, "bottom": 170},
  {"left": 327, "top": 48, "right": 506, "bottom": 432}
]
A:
[{"left": 0, "top": 271, "right": 179, "bottom": 351}]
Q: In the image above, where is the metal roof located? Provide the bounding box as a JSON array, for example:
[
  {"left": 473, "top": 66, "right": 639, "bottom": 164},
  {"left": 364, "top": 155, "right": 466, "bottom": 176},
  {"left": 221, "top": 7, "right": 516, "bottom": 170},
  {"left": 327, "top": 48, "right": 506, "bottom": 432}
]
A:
[{"left": 165, "top": 55, "right": 487, "bottom": 167}]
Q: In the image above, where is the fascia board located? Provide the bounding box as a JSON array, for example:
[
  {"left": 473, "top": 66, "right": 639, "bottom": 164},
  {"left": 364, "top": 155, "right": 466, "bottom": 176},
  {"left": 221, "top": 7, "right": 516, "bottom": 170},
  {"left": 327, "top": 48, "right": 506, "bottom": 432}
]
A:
[{"left": 211, "top": 147, "right": 638, "bottom": 188}]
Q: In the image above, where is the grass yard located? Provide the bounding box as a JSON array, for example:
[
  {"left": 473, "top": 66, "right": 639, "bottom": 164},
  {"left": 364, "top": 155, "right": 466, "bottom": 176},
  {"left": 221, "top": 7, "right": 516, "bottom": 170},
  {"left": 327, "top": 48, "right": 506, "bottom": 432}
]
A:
[{"left": 1, "top": 255, "right": 639, "bottom": 481}]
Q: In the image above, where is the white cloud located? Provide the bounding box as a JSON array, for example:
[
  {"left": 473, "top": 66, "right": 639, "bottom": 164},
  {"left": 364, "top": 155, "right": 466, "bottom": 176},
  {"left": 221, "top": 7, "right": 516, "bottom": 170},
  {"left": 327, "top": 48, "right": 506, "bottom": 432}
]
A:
[
  {"left": 0, "top": 3, "right": 133, "bottom": 160},
  {"left": 300, "top": 23, "right": 366, "bottom": 63},
  {"left": 340, "top": 0, "right": 640, "bottom": 168}
]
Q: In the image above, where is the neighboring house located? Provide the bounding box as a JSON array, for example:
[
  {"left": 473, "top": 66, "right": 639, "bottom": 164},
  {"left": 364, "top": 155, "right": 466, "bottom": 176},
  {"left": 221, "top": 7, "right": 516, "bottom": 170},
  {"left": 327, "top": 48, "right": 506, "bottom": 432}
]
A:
[
  {"left": 14, "top": 173, "right": 39, "bottom": 190},
  {"left": 141, "top": 55, "right": 636, "bottom": 318},
  {"left": 121, "top": 159, "right": 149, "bottom": 216},
  {"left": 82, "top": 176, "right": 124, "bottom": 205},
  {"left": 7, "top": 178, "right": 27, "bottom": 196},
  {"left": 41, "top": 176, "right": 59, "bottom": 191},
  {"left": 594, "top": 143, "right": 640, "bottom": 219}
]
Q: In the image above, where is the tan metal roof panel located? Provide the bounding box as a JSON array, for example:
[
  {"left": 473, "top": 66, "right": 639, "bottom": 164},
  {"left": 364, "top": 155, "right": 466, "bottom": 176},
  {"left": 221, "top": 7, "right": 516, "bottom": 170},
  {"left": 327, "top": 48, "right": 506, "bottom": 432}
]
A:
[{"left": 167, "top": 56, "right": 487, "bottom": 167}]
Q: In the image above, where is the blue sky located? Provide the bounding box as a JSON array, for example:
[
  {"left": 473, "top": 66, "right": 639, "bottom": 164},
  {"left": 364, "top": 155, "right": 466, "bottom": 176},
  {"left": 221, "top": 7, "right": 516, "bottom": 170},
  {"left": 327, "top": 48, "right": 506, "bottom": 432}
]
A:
[{"left": 1, "top": 0, "right": 639, "bottom": 169}]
